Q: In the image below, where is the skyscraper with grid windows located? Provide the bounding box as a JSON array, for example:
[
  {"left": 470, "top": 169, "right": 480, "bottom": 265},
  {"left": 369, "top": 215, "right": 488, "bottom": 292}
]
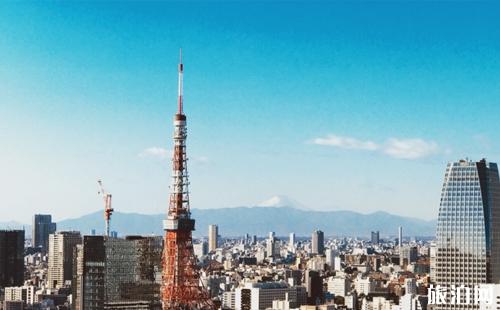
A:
[{"left": 434, "top": 159, "right": 500, "bottom": 309}]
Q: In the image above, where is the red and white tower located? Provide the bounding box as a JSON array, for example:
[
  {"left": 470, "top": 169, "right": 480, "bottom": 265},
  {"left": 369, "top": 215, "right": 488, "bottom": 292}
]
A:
[{"left": 161, "top": 50, "right": 213, "bottom": 309}]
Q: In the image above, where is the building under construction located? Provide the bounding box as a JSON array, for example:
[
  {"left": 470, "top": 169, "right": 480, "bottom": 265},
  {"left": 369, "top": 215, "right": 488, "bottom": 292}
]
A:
[
  {"left": 161, "top": 51, "right": 214, "bottom": 309},
  {"left": 72, "top": 235, "right": 163, "bottom": 310}
]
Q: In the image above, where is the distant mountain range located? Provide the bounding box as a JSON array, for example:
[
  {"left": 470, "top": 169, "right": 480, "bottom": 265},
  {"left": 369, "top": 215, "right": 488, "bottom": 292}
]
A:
[{"left": 1, "top": 196, "right": 437, "bottom": 238}]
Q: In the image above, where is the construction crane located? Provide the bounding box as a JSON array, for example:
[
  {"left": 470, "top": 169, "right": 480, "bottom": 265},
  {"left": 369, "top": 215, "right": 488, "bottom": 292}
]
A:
[{"left": 97, "top": 179, "right": 114, "bottom": 237}]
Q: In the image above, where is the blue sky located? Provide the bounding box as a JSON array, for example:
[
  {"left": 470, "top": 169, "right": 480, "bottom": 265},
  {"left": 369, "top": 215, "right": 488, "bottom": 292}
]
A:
[{"left": 1, "top": 1, "right": 499, "bottom": 223}]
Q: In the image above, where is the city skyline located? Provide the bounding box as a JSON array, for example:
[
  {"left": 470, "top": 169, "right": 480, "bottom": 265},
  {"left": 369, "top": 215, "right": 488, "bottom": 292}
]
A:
[{"left": 2, "top": 2, "right": 500, "bottom": 223}]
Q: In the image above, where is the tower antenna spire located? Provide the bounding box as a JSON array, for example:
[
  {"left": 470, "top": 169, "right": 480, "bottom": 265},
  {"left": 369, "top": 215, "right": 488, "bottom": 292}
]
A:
[
  {"left": 178, "top": 48, "right": 184, "bottom": 114},
  {"left": 162, "top": 51, "right": 214, "bottom": 309}
]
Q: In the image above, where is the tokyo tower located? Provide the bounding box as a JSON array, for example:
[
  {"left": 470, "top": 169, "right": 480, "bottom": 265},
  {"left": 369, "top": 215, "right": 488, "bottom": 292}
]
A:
[{"left": 161, "top": 50, "right": 214, "bottom": 310}]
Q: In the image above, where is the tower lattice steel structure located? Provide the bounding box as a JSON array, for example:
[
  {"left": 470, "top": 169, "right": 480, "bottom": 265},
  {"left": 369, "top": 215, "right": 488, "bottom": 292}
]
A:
[{"left": 161, "top": 50, "right": 213, "bottom": 310}]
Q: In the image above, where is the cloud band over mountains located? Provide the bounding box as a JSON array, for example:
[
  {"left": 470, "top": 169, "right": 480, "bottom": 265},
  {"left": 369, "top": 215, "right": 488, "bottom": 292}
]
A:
[{"left": 313, "top": 134, "right": 440, "bottom": 160}]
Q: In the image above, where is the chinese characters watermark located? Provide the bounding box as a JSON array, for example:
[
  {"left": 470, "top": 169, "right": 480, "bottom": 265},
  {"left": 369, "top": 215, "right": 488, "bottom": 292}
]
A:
[{"left": 428, "top": 285, "right": 494, "bottom": 305}]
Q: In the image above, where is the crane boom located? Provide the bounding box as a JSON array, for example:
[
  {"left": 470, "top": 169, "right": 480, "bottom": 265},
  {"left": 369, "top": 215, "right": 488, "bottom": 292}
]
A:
[{"left": 97, "top": 179, "right": 114, "bottom": 237}]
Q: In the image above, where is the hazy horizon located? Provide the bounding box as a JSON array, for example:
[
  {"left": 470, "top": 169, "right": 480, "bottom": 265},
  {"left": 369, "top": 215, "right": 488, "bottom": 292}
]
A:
[{"left": 1, "top": 194, "right": 439, "bottom": 224}]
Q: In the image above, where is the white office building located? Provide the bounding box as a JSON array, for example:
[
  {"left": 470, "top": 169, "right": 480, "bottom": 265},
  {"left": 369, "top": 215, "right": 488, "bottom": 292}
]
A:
[
  {"left": 4, "top": 286, "right": 36, "bottom": 305},
  {"left": 327, "top": 276, "right": 351, "bottom": 297},
  {"left": 234, "top": 282, "right": 306, "bottom": 310}
]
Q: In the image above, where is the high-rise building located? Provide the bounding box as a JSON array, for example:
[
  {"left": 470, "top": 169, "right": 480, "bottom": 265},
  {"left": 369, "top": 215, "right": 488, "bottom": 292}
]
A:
[
  {"left": 104, "top": 237, "right": 138, "bottom": 303},
  {"left": 398, "top": 226, "right": 403, "bottom": 247},
  {"left": 47, "top": 231, "right": 81, "bottom": 289},
  {"left": 72, "top": 236, "right": 106, "bottom": 310},
  {"left": 305, "top": 270, "right": 323, "bottom": 305},
  {"left": 311, "top": 230, "right": 324, "bottom": 255},
  {"left": 399, "top": 246, "right": 418, "bottom": 267},
  {"left": 269, "top": 231, "right": 275, "bottom": 240},
  {"left": 285, "top": 270, "right": 303, "bottom": 286},
  {"left": 73, "top": 235, "right": 162, "bottom": 310},
  {"left": 194, "top": 241, "right": 208, "bottom": 259},
  {"left": 104, "top": 236, "right": 162, "bottom": 308},
  {"left": 208, "top": 224, "right": 218, "bottom": 252},
  {"left": 289, "top": 232, "right": 296, "bottom": 249},
  {"left": 117, "top": 236, "right": 163, "bottom": 308},
  {"left": 266, "top": 236, "right": 279, "bottom": 258},
  {"left": 371, "top": 231, "right": 380, "bottom": 244},
  {"left": 0, "top": 230, "right": 24, "bottom": 289},
  {"left": 435, "top": 159, "right": 500, "bottom": 308},
  {"left": 32, "top": 214, "right": 56, "bottom": 252},
  {"left": 325, "top": 248, "right": 335, "bottom": 267},
  {"left": 429, "top": 242, "right": 437, "bottom": 280}
]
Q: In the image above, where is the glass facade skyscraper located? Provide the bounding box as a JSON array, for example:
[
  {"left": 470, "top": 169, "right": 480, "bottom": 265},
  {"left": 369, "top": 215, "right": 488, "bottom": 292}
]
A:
[
  {"left": 435, "top": 159, "right": 500, "bottom": 309},
  {"left": 32, "top": 214, "right": 56, "bottom": 252}
]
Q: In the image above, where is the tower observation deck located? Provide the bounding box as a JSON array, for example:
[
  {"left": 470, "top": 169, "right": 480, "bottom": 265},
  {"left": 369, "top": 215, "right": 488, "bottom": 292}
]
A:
[{"left": 161, "top": 50, "right": 214, "bottom": 310}]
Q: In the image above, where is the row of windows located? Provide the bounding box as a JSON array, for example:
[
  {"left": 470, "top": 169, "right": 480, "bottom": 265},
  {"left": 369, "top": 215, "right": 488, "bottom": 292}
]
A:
[
  {"left": 437, "top": 228, "right": 485, "bottom": 232},
  {"left": 437, "top": 224, "right": 486, "bottom": 228},
  {"left": 443, "top": 195, "right": 481, "bottom": 201},
  {"left": 442, "top": 191, "right": 481, "bottom": 195},
  {"left": 438, "top": 213, "right": 485, "bottom": 218},
  {"left": 439, "top": 206, "right": 483, "bottom": 210}
]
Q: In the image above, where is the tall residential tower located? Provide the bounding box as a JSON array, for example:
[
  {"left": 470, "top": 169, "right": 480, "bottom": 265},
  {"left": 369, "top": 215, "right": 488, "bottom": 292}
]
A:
[
  {"left": 47, "top": 231, "right": 81, "bottom": 288},
  {"left": 208, "top": 225, "right": 218, "bottom": 253}
]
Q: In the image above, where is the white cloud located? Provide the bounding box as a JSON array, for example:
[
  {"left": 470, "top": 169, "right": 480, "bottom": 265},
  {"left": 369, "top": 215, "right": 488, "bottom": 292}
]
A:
[
  {"left": 383, "top": 138, "right": 438, "bottom": 159},
  {"left": 313, "top": 135, "right": 379, "bottom": 151},
  {"left": 313, "top": 134, "right": 440, "bottom": 160},
  {"left": 138, "top": 147, "right": 171, "bottom": 160}
]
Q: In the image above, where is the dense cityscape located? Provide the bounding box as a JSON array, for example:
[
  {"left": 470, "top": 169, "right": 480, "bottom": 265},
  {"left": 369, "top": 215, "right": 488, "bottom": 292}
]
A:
[
  {"left": 1, "top": 52, "right": 500, "bottom": 310},
  {"left": 2, "top": 2, "right": 499, "bottom": 310},
  {"left": 2, "top": 157, "right": 500, "bottom": 310}
]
